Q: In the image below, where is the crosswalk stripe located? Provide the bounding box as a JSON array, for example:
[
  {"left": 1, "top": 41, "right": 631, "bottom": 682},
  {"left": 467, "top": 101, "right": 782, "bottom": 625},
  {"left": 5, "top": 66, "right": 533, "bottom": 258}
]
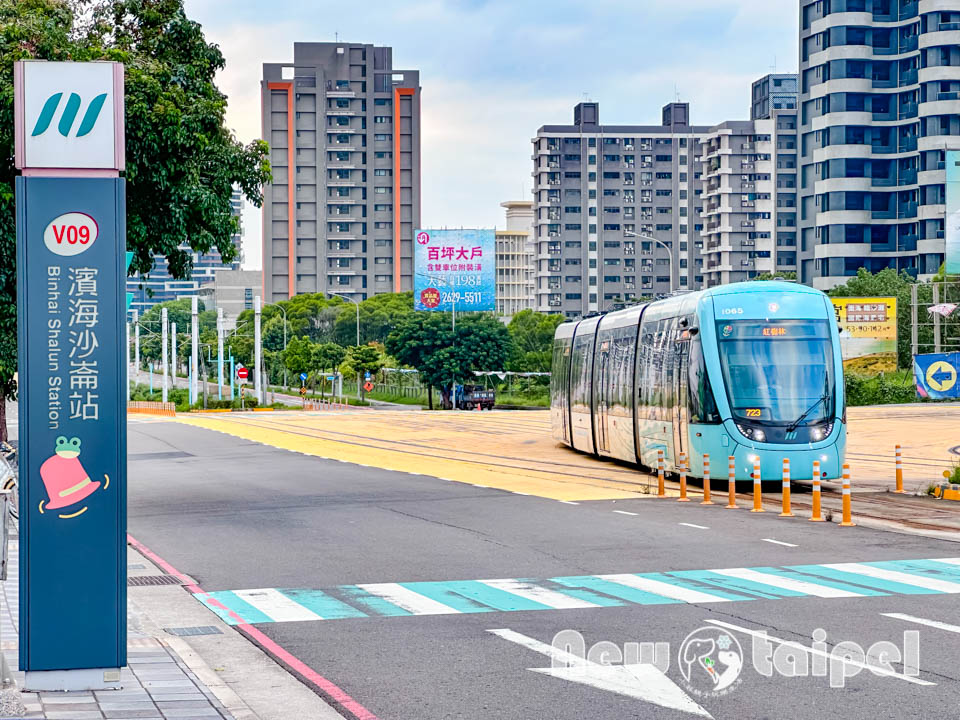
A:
[
  {"left": 709, "top": 568, "right": 864, "bottom": 598},
  {"left": 232, "top": 588, "right": 322, "bottom": 622},
  {"left": 788, "top": 565, "right": 939, "bottom": 595},
  {"left": 823, "top": 563, "right": 960, "bottom": 594},
  {"left": 597, "top": 574, "right": 732, "bottom": 604},
  {"left": 356, "top": 583, "right": 462, "bottom": 615},
  {"left": 479, "top": 579, "right": 600, "bottom": 609},
  {"left": 930, "top": 557, "right": 960, "bottom": 567}
]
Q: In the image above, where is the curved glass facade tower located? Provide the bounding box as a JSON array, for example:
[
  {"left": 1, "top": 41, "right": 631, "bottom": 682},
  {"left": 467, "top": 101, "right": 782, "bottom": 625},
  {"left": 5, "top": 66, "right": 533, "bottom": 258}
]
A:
[{"left": 799, "top": 0, "right": 959, "bottom": 288}]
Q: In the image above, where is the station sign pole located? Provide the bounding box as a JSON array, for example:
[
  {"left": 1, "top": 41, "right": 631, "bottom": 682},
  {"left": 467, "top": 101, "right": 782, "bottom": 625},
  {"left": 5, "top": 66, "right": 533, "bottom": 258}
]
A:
[{"left": 14, "top": 60, "right": 127, "bottom": 690}]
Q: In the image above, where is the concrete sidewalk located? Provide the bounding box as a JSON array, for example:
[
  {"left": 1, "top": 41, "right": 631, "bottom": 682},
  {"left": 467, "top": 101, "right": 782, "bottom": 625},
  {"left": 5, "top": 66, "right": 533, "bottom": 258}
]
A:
[{"left": 2, "top": 537, "right": 240, "bottom": 720}]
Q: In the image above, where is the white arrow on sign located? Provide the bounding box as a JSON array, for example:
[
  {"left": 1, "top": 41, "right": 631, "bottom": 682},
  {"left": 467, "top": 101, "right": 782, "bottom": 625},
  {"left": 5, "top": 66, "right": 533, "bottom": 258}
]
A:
[{"left": 488, "top": 628, "right": 711, "bottom": 718}]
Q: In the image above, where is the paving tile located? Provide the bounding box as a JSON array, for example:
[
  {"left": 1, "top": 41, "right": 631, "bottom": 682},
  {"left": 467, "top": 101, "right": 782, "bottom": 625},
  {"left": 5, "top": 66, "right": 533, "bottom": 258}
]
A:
[
  {"left": 44, "top": 711, "right": 105, "bottom": 720},
  {"left": 99, "top": 702, "right": 161, "bottom": 711},
  {"left": 103, "top": 710, "right": 162, "bottom": 719},
  {"left": 154, "top": 701, "right": 219, "bottom": 711},
  {"left": 144, "top": 694, "right": 205, "bottom": 702},
  {"left": 158, "top": 709, "right": 221, "bottom": 719},
  {"left": 142, "top": 681, "right": 196, "bottom": 689},
  {"left": 41, "top": 694, "right": 97, "bottom": 704},
  {"left": 41, "top": 703, "right": 107, "bottom": 712}
]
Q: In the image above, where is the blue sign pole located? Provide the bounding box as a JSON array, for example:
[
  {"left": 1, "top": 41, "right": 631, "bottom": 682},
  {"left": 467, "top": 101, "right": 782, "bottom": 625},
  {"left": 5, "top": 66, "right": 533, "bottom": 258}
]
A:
[
  {"left": 149, "top": 363, "right": 153, "bottom": 395},
  {"left": 229, "top": 355, "right": 235, "bottom": 399},
  {"left": 15, "top": 60, "right": 127, "bottom": 691}
]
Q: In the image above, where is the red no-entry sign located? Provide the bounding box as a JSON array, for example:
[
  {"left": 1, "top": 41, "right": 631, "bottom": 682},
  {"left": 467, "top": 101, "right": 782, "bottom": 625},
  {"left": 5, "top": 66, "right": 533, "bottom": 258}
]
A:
[{"left": 236, "top": 366, "right": 249, "bottom": 381}]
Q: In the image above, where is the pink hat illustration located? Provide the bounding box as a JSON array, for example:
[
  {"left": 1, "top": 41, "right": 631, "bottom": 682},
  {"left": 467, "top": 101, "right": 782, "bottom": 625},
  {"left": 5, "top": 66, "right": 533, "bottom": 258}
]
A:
[{"left": 39, "top": 436, "right": 100, "bottom": 511}]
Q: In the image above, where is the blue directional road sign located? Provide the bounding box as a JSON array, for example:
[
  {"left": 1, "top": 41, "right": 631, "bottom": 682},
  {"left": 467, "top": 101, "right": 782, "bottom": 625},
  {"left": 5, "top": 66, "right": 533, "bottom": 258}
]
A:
[{"left": 914, "top": 352, "right": 960, "bottom": 399}]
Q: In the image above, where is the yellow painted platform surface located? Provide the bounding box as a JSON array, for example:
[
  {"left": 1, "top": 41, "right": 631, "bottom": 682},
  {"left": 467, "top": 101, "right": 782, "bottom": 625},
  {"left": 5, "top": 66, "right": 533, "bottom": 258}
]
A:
[
  {"left": 175, "top": 410, "right": 667, "bottom": 501},
  {"left": 176, "top": 403, "right": 960, "bottom": 500}
]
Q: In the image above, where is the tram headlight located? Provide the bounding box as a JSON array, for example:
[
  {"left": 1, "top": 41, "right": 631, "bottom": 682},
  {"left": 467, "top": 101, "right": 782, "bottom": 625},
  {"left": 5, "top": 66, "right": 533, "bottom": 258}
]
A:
[
  {"left": 810, "top": 422, "right": 834, "bottom": 442},
  {"left": 736, "top": 424, "right": 766, "bottom": 443}
]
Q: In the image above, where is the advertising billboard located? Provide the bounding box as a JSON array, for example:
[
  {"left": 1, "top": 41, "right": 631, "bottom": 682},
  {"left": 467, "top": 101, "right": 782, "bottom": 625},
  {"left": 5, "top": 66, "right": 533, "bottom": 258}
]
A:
[
  {"left": 830, "top": 296, "right": 898, "bottom": 373},
  {"left": 413, "top": 228, "right": 496, "bottom": 312},
  {"left": 947, "top": 150, "right": 960, "bottom": 276}
]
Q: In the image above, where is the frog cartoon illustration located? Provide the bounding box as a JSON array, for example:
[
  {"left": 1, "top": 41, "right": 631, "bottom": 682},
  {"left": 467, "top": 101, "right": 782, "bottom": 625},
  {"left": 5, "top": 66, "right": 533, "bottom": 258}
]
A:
[{"left": 38, "top": 436, "right": 105, "bottom": 516}]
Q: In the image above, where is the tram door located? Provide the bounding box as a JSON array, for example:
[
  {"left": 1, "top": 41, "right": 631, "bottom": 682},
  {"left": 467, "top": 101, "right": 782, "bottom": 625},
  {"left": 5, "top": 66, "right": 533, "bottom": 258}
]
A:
[
  {"left": 596, "top": 341, "right": 611, "bottom": 454},
  {"left": 673, "top": 334, "right": 689, "bottom": 464}
]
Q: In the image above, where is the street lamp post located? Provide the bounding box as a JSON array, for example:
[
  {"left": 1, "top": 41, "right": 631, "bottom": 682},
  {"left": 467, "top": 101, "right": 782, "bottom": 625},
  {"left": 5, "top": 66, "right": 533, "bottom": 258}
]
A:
[
  {"left": 275, "top": 304, "right": 289, "bottom": 389},
  {"left": 624, "top": 230, "right": 675, "bottom": 295},
  {"left": 328, "top": 292, "right": 360, "bottom": 400}
]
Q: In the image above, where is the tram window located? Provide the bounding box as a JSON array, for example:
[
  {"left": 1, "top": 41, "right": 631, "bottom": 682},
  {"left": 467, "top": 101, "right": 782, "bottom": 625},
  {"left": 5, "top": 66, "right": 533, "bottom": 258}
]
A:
[
  {"left": 687, "top": 337, "right": 720, "bottom": 424},
  {"left": 571, "top": 334, "right": 594, "bottom": 410}
]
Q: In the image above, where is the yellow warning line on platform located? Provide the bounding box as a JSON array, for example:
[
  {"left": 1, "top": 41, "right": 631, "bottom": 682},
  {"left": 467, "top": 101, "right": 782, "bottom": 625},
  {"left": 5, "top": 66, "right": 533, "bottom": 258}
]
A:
[{"left": 176, "top": 411, "right": 656, "bottom": 502}]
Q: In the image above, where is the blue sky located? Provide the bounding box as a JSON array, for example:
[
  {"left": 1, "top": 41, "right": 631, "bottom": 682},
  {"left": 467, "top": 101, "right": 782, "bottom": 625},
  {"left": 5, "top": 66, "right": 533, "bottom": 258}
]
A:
[{"left": 184, "top": 0, "right": 798, "bottom": 269}]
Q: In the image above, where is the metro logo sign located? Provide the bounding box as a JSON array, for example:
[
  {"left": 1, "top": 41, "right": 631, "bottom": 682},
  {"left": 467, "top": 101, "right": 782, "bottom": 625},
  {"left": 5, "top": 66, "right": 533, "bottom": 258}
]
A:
[
  {"left": 32, "top": 92, "right": 108, "bottom": 138},
  {"left": 15, "top": 60, "right": 124, "bottom": 171}
]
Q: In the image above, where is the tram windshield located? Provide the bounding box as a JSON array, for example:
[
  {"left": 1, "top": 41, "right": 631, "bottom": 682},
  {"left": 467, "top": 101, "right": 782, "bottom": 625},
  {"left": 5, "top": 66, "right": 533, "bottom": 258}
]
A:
[{"left": 715, "top": 320, "right": 835, "bottom": 425}]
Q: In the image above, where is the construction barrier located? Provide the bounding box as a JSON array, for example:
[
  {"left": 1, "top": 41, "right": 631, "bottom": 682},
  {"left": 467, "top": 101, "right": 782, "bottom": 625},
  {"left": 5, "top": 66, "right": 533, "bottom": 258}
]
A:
[
  {"left": 779, "top": 458, "right": 793, "bottom": 517},
  {"left": 751, "top": 458, "right": 764, "bottom": 512},
  {"left": 701, "top": 454, "right": 713, "bottom": 505},
  {"left": 677, "top": 452, "right": 689, "bottom": 502},
  {"left": 810, "top": 460, "right": 824, "bottom": 522},
  {"left": 840, "top": 463, "right": 855, "bottom": 527},
  {"left": 657, "top": 449, "right": 665, "bottom": 498},
  {"left": 726, "top": 455, "right": 737, "bottom": 509},
  {"left": 128, "top": 401, "right": 175, "bottom": 417}
]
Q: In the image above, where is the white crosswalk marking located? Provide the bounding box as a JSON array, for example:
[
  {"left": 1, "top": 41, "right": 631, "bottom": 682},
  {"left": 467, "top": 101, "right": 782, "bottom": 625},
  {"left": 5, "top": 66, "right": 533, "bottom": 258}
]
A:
[
  {"left": 930, "top": 558, "right": 960, "bottom": 567},
  {"left": 824, "top": 563, "right": 960, "bottom": 593},
  {"left": 598, "top": 574, "right": 731, "bottom": 604},
  {"left": 710, "top": 568, "right": 864, "bottom": 598},
  {"left": 480, "top": 579, "right": 599, "bottom": 609},
  {"left": 357, "top": 583, "right": 462, "bottom": 615},
  {"left": 232, "top": 588, "right": 322, "bottom": 622}
]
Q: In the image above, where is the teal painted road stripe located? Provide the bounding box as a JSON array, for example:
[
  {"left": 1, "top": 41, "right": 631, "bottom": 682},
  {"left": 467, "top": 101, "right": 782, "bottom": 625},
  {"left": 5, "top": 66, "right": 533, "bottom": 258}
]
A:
[
  {"left": 197, "top": 591, "right": 274, "bottom": 625},
  {"left": 788, "top": 564, "right": 943, "bottom": 595},
  {"left": 870, "top": 559, "right": 960, "bottom": 586},
  {"left": 665, "top": 570, "right": 797, "bottom": 599},
  {"left": 281, "top": 589, "right": 369, "bottom": 619},
  {"left": 339, "top": 586, "right": 414, "bottom": 617},
  {"left": 744, "top": 567, "right": 887, "bottom": 597},
  {"left": 552, "top": 576, "right": 684, "bottom": 606}
]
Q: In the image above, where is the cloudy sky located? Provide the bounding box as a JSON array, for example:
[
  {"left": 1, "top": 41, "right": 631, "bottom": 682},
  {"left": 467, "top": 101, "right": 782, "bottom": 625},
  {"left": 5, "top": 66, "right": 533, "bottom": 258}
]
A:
[{"left": 184, "top": 0, "right": 798, "bottom": 270}]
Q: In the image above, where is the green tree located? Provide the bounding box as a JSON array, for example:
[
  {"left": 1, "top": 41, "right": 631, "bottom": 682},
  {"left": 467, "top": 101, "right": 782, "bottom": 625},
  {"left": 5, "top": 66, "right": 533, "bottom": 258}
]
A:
[
  {"left": 0, "top": 0, "right": 270, "bottom": 440},
  {"left": 333, "top": 291, "right": 415, "bottom": 346},
  {"left": 311, "top": 342, "right": 347, "bottom": 397},
  {"left": 386, "top": 313, "right": 512, "bottom": 409},
  {"left": 752, "top": 271, "right": 797, "bottom": 282},
  {"left": 346, "top": 345, "right": 385, "bottom": 401},
  {"left": 281, "top": 336, "right": 315, "bottom": 380},
  {"left": 506, "top": 309, "right": 564, "bottom": 373}
]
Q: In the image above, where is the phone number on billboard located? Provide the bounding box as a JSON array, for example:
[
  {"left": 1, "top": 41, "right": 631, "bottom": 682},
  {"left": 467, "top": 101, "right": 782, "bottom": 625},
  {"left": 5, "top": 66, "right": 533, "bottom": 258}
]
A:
[{"left": 442, "top": 291, "right": 485, "bottom": 304}]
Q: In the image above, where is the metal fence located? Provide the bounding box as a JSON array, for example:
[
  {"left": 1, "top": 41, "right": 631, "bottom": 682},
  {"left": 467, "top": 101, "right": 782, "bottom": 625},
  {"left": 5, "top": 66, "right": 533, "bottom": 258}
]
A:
[{"left": 910, "top": 281, "right": 960, "bottom": 356}]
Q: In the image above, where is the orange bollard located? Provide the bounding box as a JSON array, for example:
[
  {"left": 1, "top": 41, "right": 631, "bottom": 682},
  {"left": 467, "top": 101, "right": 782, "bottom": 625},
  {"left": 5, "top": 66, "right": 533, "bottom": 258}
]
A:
[
  {"left": 751, "top": 458, "right": 765, "bottom": 512},
  {"left": 894, "top": 445, "right": 905, "bottom": 493},
  {"left": 809, "top": 460, "right": 824, "bottom": 522},
  {"left": 678, "top": 452, "right": 690, "bottom": 502},
  {"left": 726, "top": 455, "right": 737, "bottom": 509},
  {"left": 657, "top": 449, "right": 666, "bottom": 497},
  {"left": 840, "top": 463, "right": 856, "bottom": 527},
  {"left": 779, "top": 458, "right": 794, "bottom": 517},
  {"left": 701, "top": 454, "right": 713, "bottom": 505}
]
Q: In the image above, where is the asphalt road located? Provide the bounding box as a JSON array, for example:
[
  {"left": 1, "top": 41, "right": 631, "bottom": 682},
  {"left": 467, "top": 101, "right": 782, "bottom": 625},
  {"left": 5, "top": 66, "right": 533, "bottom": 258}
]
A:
[{"left": 128, "top": 417, "right": 960, "bottom": 720}]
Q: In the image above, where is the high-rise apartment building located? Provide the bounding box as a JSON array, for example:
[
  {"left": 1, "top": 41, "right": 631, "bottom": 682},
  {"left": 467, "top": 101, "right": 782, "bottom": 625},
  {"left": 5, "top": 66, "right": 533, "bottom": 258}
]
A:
[
  {"left": 799, "top": 0, "right": 954, "bottom": 288},
  {"left": 495, "top": 200, "right": 536, "bottom": 318},
  {"left": 700, "top": 75, "right": 800, "bottom": 285},
  {"left": 532, "top": 102, "right": 710, "bottom": 317},
  {"left": 261, "top": 42, "right": 421, "bottom": 303}
]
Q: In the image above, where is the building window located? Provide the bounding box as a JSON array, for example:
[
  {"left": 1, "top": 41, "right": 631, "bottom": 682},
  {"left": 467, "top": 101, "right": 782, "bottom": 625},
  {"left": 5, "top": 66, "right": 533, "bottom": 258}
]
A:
[
  {"left": 374, "top": 133, "right": 392, "bottom": 141},
  {"left": 374, "top": 116, "right": 391, "bottom": 123}
]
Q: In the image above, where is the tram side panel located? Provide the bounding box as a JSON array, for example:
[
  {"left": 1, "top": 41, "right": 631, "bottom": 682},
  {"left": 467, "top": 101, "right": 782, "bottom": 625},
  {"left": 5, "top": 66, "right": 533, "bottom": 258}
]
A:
[
  {"left": 550, "top": 328, "right": 575, "bottom": 446},
  {"left": 569, "top": 327, "right": 597, "bottom": 455},
  {"left": 634, "top": 314, "right": 679, "bottom": 470},
  {"left": 592, "top": 320, "right": 638, "bottom": 464}
]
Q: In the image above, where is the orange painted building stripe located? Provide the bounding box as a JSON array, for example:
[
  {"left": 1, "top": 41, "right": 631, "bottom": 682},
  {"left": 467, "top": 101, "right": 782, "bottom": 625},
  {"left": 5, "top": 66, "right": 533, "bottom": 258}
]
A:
[
  {"left": 268, "top": 81, "right": 295, "bottom": 299},
  {"left": 393, "top": 87, "right": 415, "bottom": 292}
]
